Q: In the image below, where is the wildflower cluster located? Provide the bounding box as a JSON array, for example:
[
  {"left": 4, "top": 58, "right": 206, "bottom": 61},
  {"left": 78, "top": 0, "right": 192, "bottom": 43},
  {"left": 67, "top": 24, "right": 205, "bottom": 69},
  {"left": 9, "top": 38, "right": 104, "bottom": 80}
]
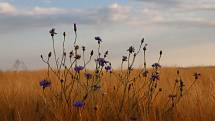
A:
[{"left": 39, "top": 23, "right": 201, "bottom": 121}]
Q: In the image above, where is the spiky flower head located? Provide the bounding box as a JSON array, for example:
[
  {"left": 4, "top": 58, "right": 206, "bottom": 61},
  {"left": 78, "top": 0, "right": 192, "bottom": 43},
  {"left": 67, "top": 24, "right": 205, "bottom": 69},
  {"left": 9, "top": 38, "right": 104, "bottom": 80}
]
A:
[
  {"left": 152, "top": 63, "right": 161, "bottom": 69},
  {"left": 127, "top": 46, "right": 135, "bottom": 53},
  {"left": 74, "top": 65, "right": 84, "bottom": 72},
  {"left": 39, "top": 80, "right": 51, "bottom": 89},
  {"left": 49, "top": 28, "right": 57, "bottom": 37},
  {"left": 96, "top": 58, "right": 108, "bottom": 66},
  {"left": 95, "top": 36, "right": 102, "bottom": 44},
  {"left": 74, "top": 101, "right": 84, "bottom": 108},
  {"left": 122, "top": 56, "right": 128, "bottom": 61}
]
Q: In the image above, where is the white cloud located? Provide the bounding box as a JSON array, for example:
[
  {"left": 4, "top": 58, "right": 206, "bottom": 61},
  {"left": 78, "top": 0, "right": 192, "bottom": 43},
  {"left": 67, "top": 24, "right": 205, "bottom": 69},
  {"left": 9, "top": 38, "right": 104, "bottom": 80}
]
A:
[
  {"left": 108, "top": 3, "right": 131, "bottom": 22},
  {"left": 0, "top": 2, "right": 16, "bottom": 14},
  {"left": 31, "top": 6, "right": 67, "bottom": 15}
]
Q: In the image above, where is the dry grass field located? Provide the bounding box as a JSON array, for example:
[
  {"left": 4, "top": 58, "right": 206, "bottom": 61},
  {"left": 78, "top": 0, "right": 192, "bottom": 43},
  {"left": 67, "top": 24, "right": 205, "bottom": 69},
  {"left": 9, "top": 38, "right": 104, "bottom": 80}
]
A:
[{"left": 0, "top": 67, "right": 215, "bottom": 121}]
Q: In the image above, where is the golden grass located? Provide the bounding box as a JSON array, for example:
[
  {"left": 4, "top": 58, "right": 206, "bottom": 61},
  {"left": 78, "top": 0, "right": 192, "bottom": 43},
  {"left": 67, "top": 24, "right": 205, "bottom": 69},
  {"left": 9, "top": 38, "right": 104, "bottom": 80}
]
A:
[{"left": 0, "top": 67, "right": 215, "bottom": 121}]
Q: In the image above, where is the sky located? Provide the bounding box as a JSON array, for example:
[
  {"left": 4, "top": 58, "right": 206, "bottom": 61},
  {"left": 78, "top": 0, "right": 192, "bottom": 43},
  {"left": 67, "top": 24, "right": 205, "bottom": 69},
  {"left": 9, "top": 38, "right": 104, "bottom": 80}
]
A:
[{"left": 0, "top": 0, "right": 215, "bottom": 70}]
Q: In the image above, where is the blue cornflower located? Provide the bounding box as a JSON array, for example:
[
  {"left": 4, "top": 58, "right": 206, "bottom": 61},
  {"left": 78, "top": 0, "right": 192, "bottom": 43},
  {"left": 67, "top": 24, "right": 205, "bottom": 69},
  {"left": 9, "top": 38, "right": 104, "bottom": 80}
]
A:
[
  {"left": 152, "top": 63, "right": 161, "bottom": 69},
  {"left": 39, "top": 80, "right": 51, "bottom": 89},
  {"left": 85, "top": 73, "right": 92, "bottom": 79},
  {"left": 74, "top": 65, "right": 84, "bottom": 72},
  {"left": 105, "top": 65, "right": 111, "bottom": 72},
  {"left": 74, "top": 101, "right": 84, "bottom": 108},
  {"left": 96, "top": 58, "right": 108, "bottom": 67},
  {"left": 150, "top": 72, "right": 160, "bottom": 81},
  {"left": 95, "top": 36, "right": 102, "bottom": 44}
]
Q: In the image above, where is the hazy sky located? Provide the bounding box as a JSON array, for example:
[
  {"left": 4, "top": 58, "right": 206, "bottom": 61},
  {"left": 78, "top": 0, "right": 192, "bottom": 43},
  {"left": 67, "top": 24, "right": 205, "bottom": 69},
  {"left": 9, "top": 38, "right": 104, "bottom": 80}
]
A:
[{"left": 0, "top": 0, "right": 215, "bottom": 70}]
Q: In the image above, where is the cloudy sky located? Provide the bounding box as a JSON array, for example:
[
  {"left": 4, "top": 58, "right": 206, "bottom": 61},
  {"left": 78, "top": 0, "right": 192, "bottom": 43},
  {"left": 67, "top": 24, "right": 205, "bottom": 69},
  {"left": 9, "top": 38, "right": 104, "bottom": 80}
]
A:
[{"left": 0, "top": 0, "right": 215, "bottom": 70}]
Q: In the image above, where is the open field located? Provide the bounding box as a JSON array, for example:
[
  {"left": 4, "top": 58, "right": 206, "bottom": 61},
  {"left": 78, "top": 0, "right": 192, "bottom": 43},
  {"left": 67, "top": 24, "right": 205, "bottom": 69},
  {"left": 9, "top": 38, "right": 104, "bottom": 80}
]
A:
[{"left": 0, "top": 67, "right": 215, "bottom": 121}]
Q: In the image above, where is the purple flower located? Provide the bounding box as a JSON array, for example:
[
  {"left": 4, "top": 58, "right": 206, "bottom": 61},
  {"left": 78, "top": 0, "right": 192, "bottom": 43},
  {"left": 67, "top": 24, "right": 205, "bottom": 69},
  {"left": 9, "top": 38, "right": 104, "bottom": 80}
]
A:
[
  {"left": 74, "top": 101, "right": 84, "bottom": 108},
  {"left": 152, "top": 63, "right": 161, "bottom": 69},
  {"left": 74, "top": 66, "right": 84, "bottom": 72},
  {"left": 85, "top": 73, "right": 92, "bottom": 79},
  {"left": 150, "top": 72, "right": 160, "bottom": 81},
  {"left": 95, "top": 36, "right": 102, "bottom": 44},
  {"left": 105, "top": 66, "right": 111, "bottom": 72},
  {"left": 96, "top": 58, "right": 108, "bottom": 66},
  {"left": 39, "top": 80, "right": 51, "bottom": 89}
]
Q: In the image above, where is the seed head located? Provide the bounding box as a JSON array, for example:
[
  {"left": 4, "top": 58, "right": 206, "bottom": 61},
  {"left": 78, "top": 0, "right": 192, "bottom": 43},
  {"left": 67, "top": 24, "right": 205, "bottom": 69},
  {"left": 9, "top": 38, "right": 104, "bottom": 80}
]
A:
[
  {"left": 82, "top": 46, "right": 86, "bottom": 51},
  {"left": 49, "top": 28, "right": 57, "bottom": 37},
  {"left": 75, "top": 45, "right": 79, "bottom": 50},
  {"left": 177, "top": 70, "right": 180, "bottom": 75},
  {"left": 127, "top": 46, "right": 135, "bottom": 53},
  {"left": 122, "top": 56, "right": 128, "bottom": 61},
  {"left": 74, "top": 54, "right": 81, "bottom": 59},
  {"left": 95, "top": 36, "right": 102, "bottom": 44},
  {"left": 193, "top": 72, "right": 201, "bottom": 80}
]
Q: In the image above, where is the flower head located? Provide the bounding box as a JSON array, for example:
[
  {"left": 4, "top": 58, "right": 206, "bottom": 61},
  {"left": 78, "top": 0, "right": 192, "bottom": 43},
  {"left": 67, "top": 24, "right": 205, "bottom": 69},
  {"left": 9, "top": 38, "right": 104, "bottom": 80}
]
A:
[
  {"left": 152, "top": 63, "right": 161, "bottom": 69},
  {"left": 85, "top": 73, "right": 92, "bottom": 79},
  {"left": 95, "top": 36, "right": 102, "bottom": 44},
  {"left": 74, "top": 66, "right": 84, "bottom": 72},
  {"left": 96, "top": 58, "right": 108, "bottom": 66},
  {"left": 150, "top": 72, "right": 160, "bottom": 81},
  {"left": 74, "top": 54, "right": 81, "bottom": 60},
  {"left": 193, "top": 72, "right": 201, "bottom": 80},
  {"left": 49, "top": 28, "right": 57, "bottom": 37},
  {"left": 39, "top": 80, "right": 51, "bottom": 89},
  {"left": 105, "top": 65, "right": 112, "bottom": 72},
  {"left": 74, "top": 101, "right": 84, "bottom": 108},
  {"left": 122, "top": 56, "right": 128, "bottom": 61},
  {"left": 82, "top": 46, "right": 86, "bottom": 51},
  {"left": 127, "top": 46, "right": 135, "bottom": 53}
]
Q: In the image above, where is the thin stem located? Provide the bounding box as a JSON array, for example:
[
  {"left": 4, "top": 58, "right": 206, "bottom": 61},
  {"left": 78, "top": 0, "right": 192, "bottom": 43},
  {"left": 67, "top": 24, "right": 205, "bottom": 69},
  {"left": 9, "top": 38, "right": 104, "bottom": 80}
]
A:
[{"left": 52, "top": 36, "right": 58, "bottom": 70}]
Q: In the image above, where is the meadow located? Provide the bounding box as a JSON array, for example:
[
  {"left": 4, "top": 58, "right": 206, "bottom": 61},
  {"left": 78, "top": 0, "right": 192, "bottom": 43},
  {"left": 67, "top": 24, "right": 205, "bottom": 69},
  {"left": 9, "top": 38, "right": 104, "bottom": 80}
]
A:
[
  {"left": 0, "top": 24, "right": 215, "bottom": 121},
  {"left": 0, "top": 67, "right": 215, "bottom": 121}
]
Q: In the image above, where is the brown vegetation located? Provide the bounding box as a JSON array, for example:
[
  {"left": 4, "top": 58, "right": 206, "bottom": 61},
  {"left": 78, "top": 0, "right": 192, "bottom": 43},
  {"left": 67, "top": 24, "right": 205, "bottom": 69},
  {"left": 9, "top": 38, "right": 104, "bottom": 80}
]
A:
[{"left": 0, "top": 67, "right": 215, "bottom": 121}]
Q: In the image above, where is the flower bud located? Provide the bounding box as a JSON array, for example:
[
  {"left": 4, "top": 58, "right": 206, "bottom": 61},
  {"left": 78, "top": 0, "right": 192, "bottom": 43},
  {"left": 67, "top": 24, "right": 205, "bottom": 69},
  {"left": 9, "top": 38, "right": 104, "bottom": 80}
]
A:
[
  {"left": 48, "top": 52, "right": 52, "bottom": 58},
  {"left": 74, "top": 23, "right": 77, "bottom": 32}
]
